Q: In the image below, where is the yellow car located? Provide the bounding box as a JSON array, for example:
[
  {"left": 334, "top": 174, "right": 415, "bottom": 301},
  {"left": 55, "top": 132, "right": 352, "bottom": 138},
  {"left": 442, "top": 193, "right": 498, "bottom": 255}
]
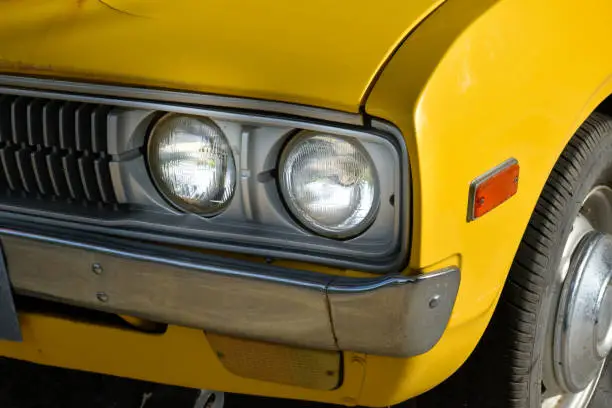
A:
[{"left": 1, "top": 0, "right": 612, "bottom": 407}]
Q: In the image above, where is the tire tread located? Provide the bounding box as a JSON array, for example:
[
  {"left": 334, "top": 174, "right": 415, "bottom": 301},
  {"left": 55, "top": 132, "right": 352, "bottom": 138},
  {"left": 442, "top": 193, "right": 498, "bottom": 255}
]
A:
[{"left": 500, "top": 112, "right": 612, "bottom": 405}]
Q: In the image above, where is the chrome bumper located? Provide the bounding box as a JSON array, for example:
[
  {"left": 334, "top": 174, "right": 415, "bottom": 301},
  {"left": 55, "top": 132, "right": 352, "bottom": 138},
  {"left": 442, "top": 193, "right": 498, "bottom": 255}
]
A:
[{"left": 0, "top": 228, "right": 460, "bottom": 357}]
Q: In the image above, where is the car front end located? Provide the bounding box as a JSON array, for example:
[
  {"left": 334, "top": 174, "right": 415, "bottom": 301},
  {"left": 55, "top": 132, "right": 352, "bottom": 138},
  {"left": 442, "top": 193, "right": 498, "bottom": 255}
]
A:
[{"left": 0, "top": 0, "right": 551, "bottom": 406}]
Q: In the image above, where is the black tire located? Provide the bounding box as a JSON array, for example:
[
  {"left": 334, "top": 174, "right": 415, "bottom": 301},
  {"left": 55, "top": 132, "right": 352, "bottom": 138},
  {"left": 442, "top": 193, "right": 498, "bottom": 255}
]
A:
[{"left": 416, "top": 112, "right": 612, "bottom": 408}]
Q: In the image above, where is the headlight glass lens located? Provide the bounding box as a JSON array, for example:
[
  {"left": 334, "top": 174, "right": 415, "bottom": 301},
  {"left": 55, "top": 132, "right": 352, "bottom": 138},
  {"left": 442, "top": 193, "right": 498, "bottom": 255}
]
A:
[
  {"left": 279, "top": 131, "right": 379, "bottom": 238},
  {"left": 148, "top": 114, "right": 236, "bottom": 215}
]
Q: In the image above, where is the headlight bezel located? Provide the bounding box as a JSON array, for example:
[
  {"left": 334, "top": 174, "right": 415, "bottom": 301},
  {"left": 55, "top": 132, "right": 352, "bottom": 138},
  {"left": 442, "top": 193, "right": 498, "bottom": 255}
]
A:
[{"left": 139, "top": 110, "right": 407, "bottom": 273}]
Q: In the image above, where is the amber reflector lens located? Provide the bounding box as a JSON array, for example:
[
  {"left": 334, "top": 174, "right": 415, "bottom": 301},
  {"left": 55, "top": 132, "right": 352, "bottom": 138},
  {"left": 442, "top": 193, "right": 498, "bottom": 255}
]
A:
[{"left": 470, "top": 160, "right": 519, "bottom": 220}]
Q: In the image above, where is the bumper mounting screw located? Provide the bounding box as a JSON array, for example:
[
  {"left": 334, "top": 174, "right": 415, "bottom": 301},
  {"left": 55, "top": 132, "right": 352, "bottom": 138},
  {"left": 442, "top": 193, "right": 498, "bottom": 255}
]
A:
[
  {"left": 429, "top": 295, "right": 441, "bottom": 309},
  {"left": 92, "top": 263, "right": 103, "bottom": 275},
  {"left": 96, "top": 292, "right": 109, "bottom": 303}
]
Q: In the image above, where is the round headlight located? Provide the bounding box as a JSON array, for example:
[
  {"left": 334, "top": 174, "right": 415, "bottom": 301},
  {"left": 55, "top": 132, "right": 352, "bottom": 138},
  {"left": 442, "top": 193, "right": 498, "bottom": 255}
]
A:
[
  {"left": 279, "top": 131, "right": 379, "bottom": 239},
  {"left": 148, "top": 114, "right": 236, "bottom": 216}
]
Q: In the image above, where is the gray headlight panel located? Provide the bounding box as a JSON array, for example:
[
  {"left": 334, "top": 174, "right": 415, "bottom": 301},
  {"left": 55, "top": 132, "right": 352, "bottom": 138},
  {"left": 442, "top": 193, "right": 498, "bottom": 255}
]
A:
[
  {"left": 0, "top": 83, "right": 408, "bottom": 272},
  {"left": 105, "top": 108, "right": 405, "bottom": 272}
]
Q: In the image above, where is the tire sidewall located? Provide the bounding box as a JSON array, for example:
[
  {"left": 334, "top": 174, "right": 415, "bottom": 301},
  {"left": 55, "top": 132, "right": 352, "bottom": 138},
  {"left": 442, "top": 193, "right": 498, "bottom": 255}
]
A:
[{"left": 528, "top": 119, "right": 612, "bottom": 407}]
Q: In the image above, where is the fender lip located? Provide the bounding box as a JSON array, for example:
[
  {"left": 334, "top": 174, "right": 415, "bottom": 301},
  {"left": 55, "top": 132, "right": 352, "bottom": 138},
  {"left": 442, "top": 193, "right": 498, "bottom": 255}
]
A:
[{"left": 0, "top": 222, "right": 459, "bottom": 358}]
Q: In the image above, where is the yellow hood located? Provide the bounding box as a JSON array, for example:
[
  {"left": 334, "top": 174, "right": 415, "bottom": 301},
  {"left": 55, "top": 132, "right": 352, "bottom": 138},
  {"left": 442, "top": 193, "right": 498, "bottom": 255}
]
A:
[{"left": 0, "top": 0, "right": 441, "bottom": 112}]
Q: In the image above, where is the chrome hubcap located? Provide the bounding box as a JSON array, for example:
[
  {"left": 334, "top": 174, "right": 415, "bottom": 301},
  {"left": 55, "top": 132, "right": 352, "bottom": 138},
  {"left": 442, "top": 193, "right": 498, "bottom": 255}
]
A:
[
  {"left": 553, "top": 231, "right": 612, "bottom": 392},
  {"left": 542, "top": 186, "right": 612, "bottom": 408}
]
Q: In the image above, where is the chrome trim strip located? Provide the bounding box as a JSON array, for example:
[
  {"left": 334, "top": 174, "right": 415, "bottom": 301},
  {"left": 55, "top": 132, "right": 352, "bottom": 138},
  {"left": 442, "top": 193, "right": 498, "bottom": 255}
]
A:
[
  {"left": 0, "top": 228, "right": 459, "bottom": 357},
  {"left": 0, "top": 75, "right": 363, "bottom": 126}
]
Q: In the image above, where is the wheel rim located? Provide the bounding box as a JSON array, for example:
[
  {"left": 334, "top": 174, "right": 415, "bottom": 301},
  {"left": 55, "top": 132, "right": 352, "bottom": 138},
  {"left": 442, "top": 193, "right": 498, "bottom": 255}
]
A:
[
  {"left": 542, "top": 186, "right": 612, "bottom": 408},
  {"left": 194, "top": 390, "right": 225, "bottom": 408}
]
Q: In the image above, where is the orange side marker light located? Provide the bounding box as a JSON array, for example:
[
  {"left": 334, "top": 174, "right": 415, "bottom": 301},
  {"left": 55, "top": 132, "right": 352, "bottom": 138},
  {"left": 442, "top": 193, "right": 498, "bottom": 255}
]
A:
[{"left": 468, "top": 158, "right": 519, "bottom": 221}]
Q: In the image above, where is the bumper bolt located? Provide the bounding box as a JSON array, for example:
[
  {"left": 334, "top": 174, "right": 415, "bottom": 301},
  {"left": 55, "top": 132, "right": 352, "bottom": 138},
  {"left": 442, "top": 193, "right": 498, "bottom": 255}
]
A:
[
  {"left": 429, "top": 295, "right": 441, "bottom": 309},
  {"left": 92, "top": 263, "right": 103, "bottom": 275},
  {"left": 96, "top": 292, "right": 109, "bottom": 303}
]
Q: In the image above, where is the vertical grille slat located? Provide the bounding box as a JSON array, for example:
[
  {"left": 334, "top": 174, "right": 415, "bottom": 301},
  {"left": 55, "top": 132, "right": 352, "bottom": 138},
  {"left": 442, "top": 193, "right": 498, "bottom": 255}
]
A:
[
  {"left": 15, "top": 149, "right": 37, "bottom": 193},
  {"left": 0, "top": 144, "right": 20, "bottom": 190},
  {"left": 62, "top": 153, "right": 85, "bottom": 200},
  {"left": 0, "top": 95, "right": 16, "bottom": 143},
  {"left": 78, "top": 155, "right": 101, "bottom": 201},
  {"left": 94, "top": 158, "right": 115, "bottom": 203},
  {"left": 31, "top": 151, "right": 53, "bottom": 195},
  {"left": 27, "top": 99, "right": 46, "bottom": 146},
  {"left": 59, "top": 102, "right": 78, "bottom": 150},
  {"left": 10, "top": 97, "right": 29, "bottom": 144},
  {"left": 43, "top": 100, "right": 60, "bottom": 148},
  {"left": 91, "top": 106, "right": 111, "bottom": 153},
  {"left": 46, "top": 152, "right": 69, "bottom": 197},
  {"left": 0, "top": 94, "right": 117, "bottom": 207},
  {"left": 76, "top": 104, "right": 95, "bottom": 151}
]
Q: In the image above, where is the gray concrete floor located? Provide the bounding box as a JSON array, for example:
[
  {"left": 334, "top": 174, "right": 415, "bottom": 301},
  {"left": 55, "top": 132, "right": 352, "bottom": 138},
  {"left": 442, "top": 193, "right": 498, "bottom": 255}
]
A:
[{"left": 0, "top": 357, "right": 609, "bottom": 407}]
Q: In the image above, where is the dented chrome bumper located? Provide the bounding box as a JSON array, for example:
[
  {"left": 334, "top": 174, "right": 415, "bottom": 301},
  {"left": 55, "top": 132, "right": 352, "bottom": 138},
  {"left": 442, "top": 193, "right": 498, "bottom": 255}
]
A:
[{"left": 0, "top": 228, "right": 459, "bottom": 357}]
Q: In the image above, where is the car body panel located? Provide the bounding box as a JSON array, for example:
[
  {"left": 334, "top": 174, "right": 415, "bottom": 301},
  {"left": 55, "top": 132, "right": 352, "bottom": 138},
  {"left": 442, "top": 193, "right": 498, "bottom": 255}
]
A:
[
  {"left": 2, "top": 0, "right": 612, "bottom": 406},
  {"left": 0, "top": 0, "right": 441, "bottom": 112},
  {"left": 1, "top": 312, "right": 366, "bottom": 405},
  {"left": 363, "top": 0, "right": 612, "bottom": 404}
]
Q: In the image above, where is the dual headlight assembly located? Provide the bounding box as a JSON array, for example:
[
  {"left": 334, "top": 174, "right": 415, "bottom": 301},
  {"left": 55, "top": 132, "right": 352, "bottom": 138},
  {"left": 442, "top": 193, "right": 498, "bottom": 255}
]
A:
[{"left": 147, "top": 113, "right": 392, "bottom": 240}]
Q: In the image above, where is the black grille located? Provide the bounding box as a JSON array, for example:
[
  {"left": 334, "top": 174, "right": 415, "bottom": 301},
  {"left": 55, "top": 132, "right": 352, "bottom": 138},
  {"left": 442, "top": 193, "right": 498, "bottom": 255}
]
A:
[{"left": 0, "top": 95, "right": 116, "bottom": 204}]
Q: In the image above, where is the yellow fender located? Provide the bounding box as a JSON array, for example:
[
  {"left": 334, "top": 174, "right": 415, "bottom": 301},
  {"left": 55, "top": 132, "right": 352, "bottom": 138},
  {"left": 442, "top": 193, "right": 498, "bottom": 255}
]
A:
[
  {"left": 362, "top": 0, "right": 612, "bottom": 404},
  {"left": 2, "top": 0, "right": 612, "bottom": 406}
]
